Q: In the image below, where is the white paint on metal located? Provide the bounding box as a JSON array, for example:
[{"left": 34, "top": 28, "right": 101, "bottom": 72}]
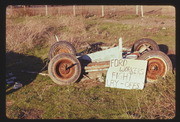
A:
[
  {"left": 86, "top": 46, "right": 120, "bottom": 62},
  {"left": 126, "top": 54, "right": 138, "bottom": 59},
  {"left": 118, "top": 37, "right": 122, "bottom": 59},
  {"left": 81, "top": 38, "right": 123, "bottom": 62}
]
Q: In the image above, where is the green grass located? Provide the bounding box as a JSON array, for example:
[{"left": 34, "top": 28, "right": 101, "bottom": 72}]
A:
[
  {"left": 6, "top": 72, "right": 175, "bottom": 119},
  {"left": 82, "top": 17, "right": 175, "bottom": 51},
  {"left": 6, "top": 14, "right": 176, "bottom": 119}
]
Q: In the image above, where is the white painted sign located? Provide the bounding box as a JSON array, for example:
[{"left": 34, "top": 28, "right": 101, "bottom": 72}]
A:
[{"left": 105, "top": 58, "right": 147, "bottom": 90}]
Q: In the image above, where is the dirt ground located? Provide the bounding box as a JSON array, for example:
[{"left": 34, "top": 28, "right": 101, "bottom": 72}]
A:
[{"left": 104, "top": 17, "right": 175, "bottom": 28}]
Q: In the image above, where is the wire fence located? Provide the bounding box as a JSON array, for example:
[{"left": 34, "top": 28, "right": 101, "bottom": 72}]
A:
[{"left": 6, "top": 5, "right": 175, "bottom": 17}]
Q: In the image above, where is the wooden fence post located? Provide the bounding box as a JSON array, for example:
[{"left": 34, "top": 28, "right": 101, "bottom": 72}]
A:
[
  {"left": 102, "top": 5, "right": 105, "bottom": 17},
  {"left": 140, "top": 5, "right": 144, "bottom": 17},
  {"left": 58, "top": 7, "right": 60, "bottom": 15},
  {"left": 136, "top": 5, "right": 139, "bottom": 15},
  {"left": 45, "top": 5, "right": 48, "bottom": 16},
  {"left": 136, "top": 5, "right": 144, "bottom": 17},
  {"left": 23, "top": 5, "right": 26, "bottom": 11},
  {"left": 73, "top": 5, "right": 76, "bottom": 16}
]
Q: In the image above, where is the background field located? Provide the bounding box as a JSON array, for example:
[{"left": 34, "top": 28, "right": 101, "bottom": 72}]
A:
[
  {"left": 7, "top": 5, "right": 175, "bottom": 17},
  {"left": 6, "top": 5, "right": 176, "bottom": 119}
]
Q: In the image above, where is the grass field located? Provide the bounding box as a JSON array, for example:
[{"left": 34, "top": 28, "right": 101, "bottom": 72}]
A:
[{"left": 6, "top": 6, "right": 176, "bottom": 119}]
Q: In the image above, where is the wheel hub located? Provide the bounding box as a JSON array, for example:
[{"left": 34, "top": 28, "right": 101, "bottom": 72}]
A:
[
  {"left": 54, "top": 59, "right": 75, "bottom": 80},
  {"left": 150, "top": 64, "right": 158, "bottom": 71},
  {"left": 59, "top": 63, "right": 70, "bottom": 74},
  {"left": 147, "top": 58, "right": 166, "bottom": 81}
]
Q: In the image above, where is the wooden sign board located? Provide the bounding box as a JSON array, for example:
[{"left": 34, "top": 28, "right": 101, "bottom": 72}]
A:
[{"left": 105, "top": 58, "right": 147, "bottom": 90}]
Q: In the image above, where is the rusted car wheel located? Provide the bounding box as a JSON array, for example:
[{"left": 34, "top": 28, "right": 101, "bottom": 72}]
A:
[
  {"left": 49, "top": 41, "right": 76, "bottom": 60},
  {"left": 48, "top": 53, "right": 81, "bottom": 85},
  {"left": 137, "top": 51, "right": 172, "bottom": 82},
  {"left": 132, "top": 38, "right": 159, "bottom": 54}
]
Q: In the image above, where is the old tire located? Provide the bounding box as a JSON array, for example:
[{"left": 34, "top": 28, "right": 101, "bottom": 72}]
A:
[
  {"left": 48, "top": 53, "right": 81, "bottom": 85},
  {"left": 49, "top": 41, "right": 76, "bottom": 60},
  {"left": 137, "top": 51, "right": 172, "bottom": 82},
  {"left": 132, "top": 38, "right": 159, "bottom": 54}
]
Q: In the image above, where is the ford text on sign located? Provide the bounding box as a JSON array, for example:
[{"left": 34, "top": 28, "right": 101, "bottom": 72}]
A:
[{"left": 105, "top": 59, "right": 147, "bottom": 90}]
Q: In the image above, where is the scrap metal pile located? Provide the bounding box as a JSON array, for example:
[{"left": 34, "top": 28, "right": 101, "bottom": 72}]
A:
[{"left": 47, "top": 38, "right": 172, "bottom": 85}]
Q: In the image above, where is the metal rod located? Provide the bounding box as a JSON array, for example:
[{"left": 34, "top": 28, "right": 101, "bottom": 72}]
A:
[
  {"left": 54, "top": 35, "right": 59, "bottom": 42},
  {"left": 85, "top": 68, "right": 109, "bottom": 72},
  {"left": 119, "top": 38, "right": 123, "bottom": 59}
]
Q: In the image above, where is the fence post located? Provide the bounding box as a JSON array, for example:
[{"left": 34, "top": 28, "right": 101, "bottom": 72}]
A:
[
  {"left": 73, "top": 5, "right": 76, "bottom": 16},
  {"left": 23, "top": 5, "right": 26, "bottom": 11},
  {"left": 102, "top": 5, "right": 105, "bottom": 17},
  {"left": 58, "top": 7, "right": 60, "bottom": 15},
  {"left": 45, "top": 5, "right": 48, "bottom": 16},
  {"left": 136, "top": 5, "right": 139, "bottom": 15},
  {"left": 140, "top": 5, "right": 144, "bottom": 17}
]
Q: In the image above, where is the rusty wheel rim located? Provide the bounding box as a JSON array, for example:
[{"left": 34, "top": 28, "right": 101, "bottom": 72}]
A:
[
  {"left": 54, "top": 59, "right": 75, "bottom": 80},
  {"left": 147, "top": 58, "right": 166, "bottom": 81},
  {"left": 53, "top": 46, "right": 71, "bottom": 56}
]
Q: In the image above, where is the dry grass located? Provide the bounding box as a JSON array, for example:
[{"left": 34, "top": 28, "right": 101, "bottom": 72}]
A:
[
  {"left": 136, "top": 73, "right": 175, "bottom": 119},
  {"left": 6, "top": 5, "right": 175, "bottom": 17},
  {"left": 6, "top": 19, "right": 49, "bottom": 52},
  {"left": 6, "top": 5, "right": 175, "bottom": 53},
  {"left": 6, "top": 16, "right": 88, "bottom": 53}
]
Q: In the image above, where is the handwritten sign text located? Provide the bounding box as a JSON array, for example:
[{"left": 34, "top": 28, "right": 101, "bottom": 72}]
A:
[{"left": 105, "top": 59, "right": 147, "bottom": 90}]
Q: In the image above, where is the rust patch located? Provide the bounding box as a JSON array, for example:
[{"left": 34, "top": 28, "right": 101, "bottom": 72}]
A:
[
  {"left": 85, "top": 61, "right": 110, "bottom": 72},
  {"left": 147, "top": 58, "right": 166, "bottom": 80},
  {"left": 53, "top": 46, "right": 71, "bottom": 56},
  {"left": 54, "top": 58, "right": 75, "bottom": 80}
]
